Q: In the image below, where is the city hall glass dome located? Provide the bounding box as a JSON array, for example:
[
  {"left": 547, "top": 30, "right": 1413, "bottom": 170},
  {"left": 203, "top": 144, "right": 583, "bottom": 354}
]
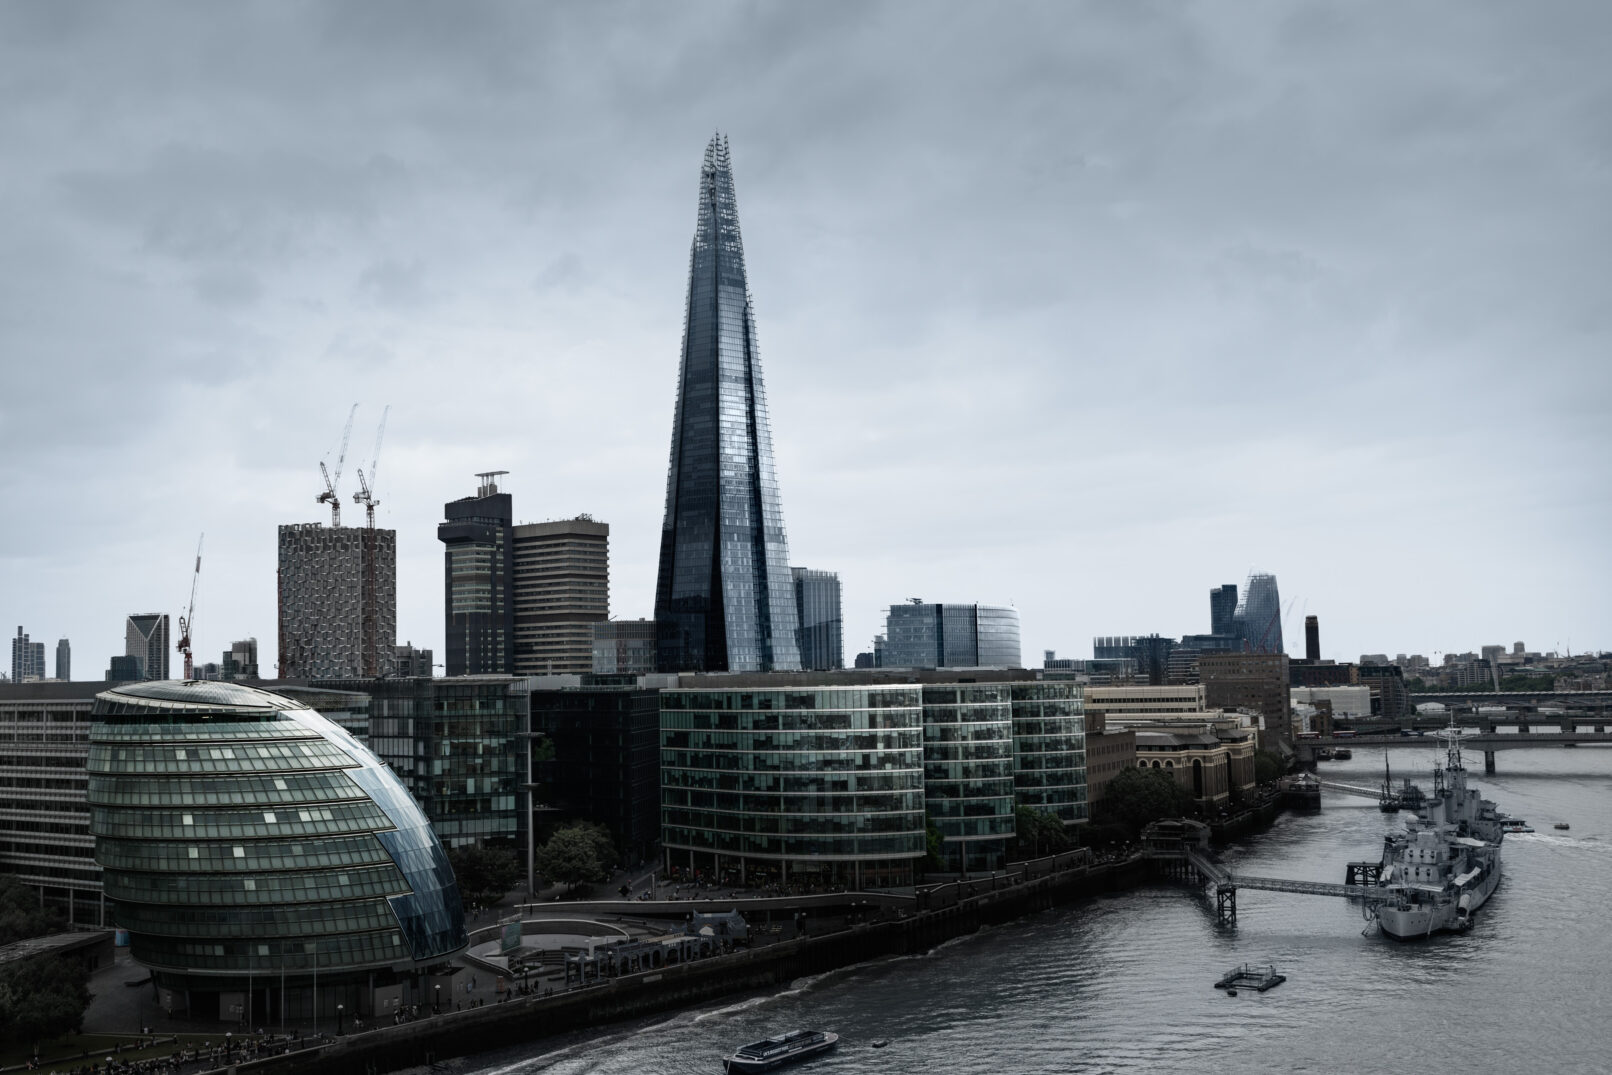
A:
[{"left": 87, "top": 680, "right": 466, "bottom": 1018}]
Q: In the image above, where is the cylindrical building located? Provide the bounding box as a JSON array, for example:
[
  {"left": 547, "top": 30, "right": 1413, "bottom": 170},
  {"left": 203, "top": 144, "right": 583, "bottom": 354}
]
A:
[{"left": 87, "top": 681, "right": 466, "bottom": 1024}]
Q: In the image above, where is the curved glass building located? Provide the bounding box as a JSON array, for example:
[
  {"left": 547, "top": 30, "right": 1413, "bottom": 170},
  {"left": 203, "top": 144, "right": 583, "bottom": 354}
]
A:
[
  {"left": 1008, "top": 683, "right": 1088, "bottom": 825},
  {"left": 660, "top": 683, "right": 926, "bottom": 888},
  {"left": 921, "top": 685, "right": 1016, "bottom": 872},
  {"left": 88, "top": 681, "right": 466, "bottom": 1023}
]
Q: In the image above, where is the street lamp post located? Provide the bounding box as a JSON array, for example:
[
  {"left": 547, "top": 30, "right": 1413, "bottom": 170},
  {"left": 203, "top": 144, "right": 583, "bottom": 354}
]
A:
[
  {"left": 336, "top": 1003, "right": 345, "bottom": 1036},
  {"left": 226, "top": 1032, "right": 233, "bottom": 1063},
  {"left": 434, "top": 984, "right": 441, "bottom": 1014}
]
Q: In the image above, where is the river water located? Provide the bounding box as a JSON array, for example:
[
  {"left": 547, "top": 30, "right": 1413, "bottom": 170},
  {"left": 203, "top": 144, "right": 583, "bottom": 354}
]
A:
[{"left": 463, "top": 746, "right": 1610, "bottom": 1075}]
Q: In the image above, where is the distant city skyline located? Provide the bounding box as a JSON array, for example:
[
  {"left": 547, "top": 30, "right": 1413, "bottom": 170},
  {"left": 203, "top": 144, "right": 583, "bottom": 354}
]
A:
[{"left": 1, "top": 4, "right": 1607, "bottom": 674}]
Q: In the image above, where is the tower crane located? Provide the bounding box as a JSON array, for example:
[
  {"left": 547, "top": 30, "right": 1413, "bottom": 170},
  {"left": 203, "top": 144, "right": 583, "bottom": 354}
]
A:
[
  {"left": 177, "top": 533, "right": 203, "bottom": 680},
  {"left": 316, "top": 404, "right": 358, "bottom": 527},
  {"left": 352, "top": 404, "right": 389, "bottom": 529}
]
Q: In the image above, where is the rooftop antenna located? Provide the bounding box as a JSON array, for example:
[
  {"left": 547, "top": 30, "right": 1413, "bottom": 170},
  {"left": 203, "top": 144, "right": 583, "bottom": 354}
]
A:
[
  {"left": 316, "top": 403, "right": 358, "bottom": 527},
  {"left": 352, "top": 404, "right": 390, "bottom": 528}
]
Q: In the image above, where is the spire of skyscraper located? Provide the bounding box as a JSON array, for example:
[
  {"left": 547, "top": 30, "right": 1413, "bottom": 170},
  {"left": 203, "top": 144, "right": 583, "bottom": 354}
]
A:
[{"left": 655, "top": 134, "right": 801, "bottom": 673}]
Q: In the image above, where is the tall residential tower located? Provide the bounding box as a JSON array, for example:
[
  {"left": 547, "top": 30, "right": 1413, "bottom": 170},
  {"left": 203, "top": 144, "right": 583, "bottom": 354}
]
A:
[{"left": 654, "top": 135, "right": 800, "bottom": 673}]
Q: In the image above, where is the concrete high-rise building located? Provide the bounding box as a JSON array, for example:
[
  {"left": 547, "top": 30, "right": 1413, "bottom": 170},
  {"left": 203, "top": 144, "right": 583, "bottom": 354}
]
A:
[
  {"left": 393, "top": 642, "right": 434, "bottom": 677},
  {"left": 654, "top": 135, "right": 801, "bottom": 674},
  {"left": 1304, "top": 615, "right": 1320, "bottom": 662},
  {"left": 438, "top": 473, "right": 514, "bottom": 676},
  {"left": 1199, "top": 651, "right": 1291, "bottom": 748},
  {"left": 11, "top": 627, "right": 45, "bottom": 682},
  {"left": 106, "top": 655, "right": 141, "bottom": 681},
  {"left": 55, "top": 638, "right": 70, "bottom": 682},
  {"left": 512, "top": 516, "right": 609, "bottom": 676},
  {"left": 124, "top": 614, "right": 169, "bottom": 681},
  {"left": 792, "top": 568, "right": 843, "bottom": 671},
  {"left": 277, "top": 525, "right": 396, "bottom": 679},
  {"left": 884, "top": 602, "right": 1022, "bottom": 669},
  {"left": 592, "top": 620, "right": 657, "bottom": 675}
]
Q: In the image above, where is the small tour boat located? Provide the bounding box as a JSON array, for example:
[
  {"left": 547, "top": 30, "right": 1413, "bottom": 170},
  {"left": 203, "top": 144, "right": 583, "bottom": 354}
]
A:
[
  {"left": 1554, "top": 822, "right": 1570, "bottom": 831},
  {"left": 724, "top": 1030, "right": 839, "bottom": 1073},
  {"left": 1501, "top": 818, "right": 1533, "bottom": 834}
]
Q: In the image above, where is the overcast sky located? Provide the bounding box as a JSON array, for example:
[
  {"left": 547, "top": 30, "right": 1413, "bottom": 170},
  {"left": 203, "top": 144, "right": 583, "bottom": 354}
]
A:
[{"left": 3, "top": 1, "right": 1608, "bottom": 679}]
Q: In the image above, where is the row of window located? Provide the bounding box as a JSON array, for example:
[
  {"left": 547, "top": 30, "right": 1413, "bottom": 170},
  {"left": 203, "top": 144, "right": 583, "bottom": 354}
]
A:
[
  {"left": 94, "top": 834, "right": 392, "bottom": 874},
  {"left": 661, "top": 751, "right": 922, "bottom": 774},
  {"left": 661, "top": 806, "right": 924, "bottom": 836},
  {"left": 661, "top": 690, "right": 924, "bottom": 712},
  {"left": 659, "top": 709, "right": 921, "bottom": 731},
  {"left": 86, "top": 771, "right": 367, "bottom": 807},
  {"left": 661, "top": 789, "right": 927, "bottom": 817},
  {"left": 89, "top": 802, "right": 391, "bottom": 841},
  {"left": 661, "top": 826, "right": 926, "bottom": 860},
  {"left": 103, "top": 863, "right": 408, "bottom": 905},
  {"left": 131, "top": 928, "right": 408, "bottom": 974},
  {"left": 662, "top": 770, "right": 924, "bottom": 794},
  {"left": 111, "top": 897, "right": 399, "bottom": 940},
  {"left": 662, "top": 731, "right": 923, "bottom": 754},
  {"left": 90, "top": 721, "right": 320, "bottom": 743}
]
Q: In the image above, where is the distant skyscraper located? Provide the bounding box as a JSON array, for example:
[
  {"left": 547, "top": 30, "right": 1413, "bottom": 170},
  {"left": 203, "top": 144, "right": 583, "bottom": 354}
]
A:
[
  {"left": 11, "top": 628, "right": 45, "bottom": 682},
  {"left": 654, "top": 135, "right": 801, "bottom": 674},
  {"left": 438, "top": 472, "right": 514, "bottom": 676},
  {"left": 592, "top": 620, "right": 656, "bottom": 675},
  {"left": 124, "top": 614, "right": 169, "bottom": 681},
  {"left": 792, "top": 568, "right": 843, "bottom": 671},
  {"left": 1235, "top": 573, "right": 1285, "bottom": 655},
  {"left": 1209, "top": 584, "right": 1239, "bottom": 639},
  {"left": 220, "top": 638, "right": 259, "bottom": 680},
  {"left": 513, "top": 516, "right": 609, "bottom": 676},
  {"left": 55, "top": 638, "right": 70, "bottom": 681},
  {"left": 884, "top": 602, "right": 1022, "bottom": 669},
  {"left": 1304, "top": 615, "right": 1320, "bottom": 662},
  {"left": 394, "top": 642, "right": 434, "bottom": 677},
  {"left": 277, "top": 524, "right": 396, "bottom": 679}
]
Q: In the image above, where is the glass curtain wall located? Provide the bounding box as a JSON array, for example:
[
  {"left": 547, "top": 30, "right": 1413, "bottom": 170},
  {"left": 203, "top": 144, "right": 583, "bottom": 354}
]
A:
[
  {"left": 1008, "top": 683, "right": 1088, "bottom": 824},
  {"left": 920, "top": 684, "right": 1016, "bottom": 872}
]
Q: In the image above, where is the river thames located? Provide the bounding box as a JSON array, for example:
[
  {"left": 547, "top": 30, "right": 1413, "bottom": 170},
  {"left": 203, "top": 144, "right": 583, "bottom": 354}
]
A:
[{"left": 464, "top": 745, "right": 1610, "bottom": 1075}]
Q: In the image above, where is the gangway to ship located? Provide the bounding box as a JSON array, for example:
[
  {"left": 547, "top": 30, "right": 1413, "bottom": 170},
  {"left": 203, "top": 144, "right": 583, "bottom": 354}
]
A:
[
  {"left": 1314, "top": 780, "right": 1383, "bottom": 801},
  {"left": 1145, "top": 819, "right": 1390, "bottom": 925}
]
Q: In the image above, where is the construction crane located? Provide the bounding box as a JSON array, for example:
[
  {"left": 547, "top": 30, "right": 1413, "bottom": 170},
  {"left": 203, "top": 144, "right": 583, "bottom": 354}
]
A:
[
  {"left": 177, "top": 533, "right": 203, "bottom": 680},
  {"left": 352, "top": 404, "right": 390, "bottom": 528},
  {"left": 316, "top": 403, "right": 358, "bottom": 527}
]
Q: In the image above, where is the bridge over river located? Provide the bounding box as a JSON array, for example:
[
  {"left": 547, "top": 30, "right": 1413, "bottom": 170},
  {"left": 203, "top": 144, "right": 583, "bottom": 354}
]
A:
[{"left": 1299, "top": 730, "right": 1612, "bottom": 772}]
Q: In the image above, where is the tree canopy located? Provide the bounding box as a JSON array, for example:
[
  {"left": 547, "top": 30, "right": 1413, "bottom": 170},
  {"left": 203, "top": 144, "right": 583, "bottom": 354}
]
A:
[
  {"left": 1091, "top": 766, "right": 1197, "bottom": 838},
  {"left": 0, "top": 954, "right": 90, "bottom": 1048},
  {"left": 533, "top": 823, "right": 617, "bottom": 889},
  {"left": 0, "top": 875, "right": 65, "bottom": 947},
  {"left": 1011, "top": 805, "right": 1074, "bottom": 860},
  {"left": 446, "top": 845, "right": 522, "bottom": 907}
]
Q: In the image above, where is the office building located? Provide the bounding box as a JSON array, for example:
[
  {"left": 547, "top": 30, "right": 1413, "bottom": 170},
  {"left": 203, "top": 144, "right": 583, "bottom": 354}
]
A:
[
  {"left": 125, "top": 614, "right": 169, "bottom": 681},
  {"left": 522, "top": 675, "right": 666, "bottom": 867},
  {"left": 512, "top": 517, "right": 609, "bottom": 676},
  {"left": 1360, "top": 664, "right": 1412, "bottom": 722},
  {"left": 792, "top": 568, "right": 843, "bottom": 671},
  {"left": 1134, "top": 726, "right": 1257, "bottom": 810},
  {"left": 1199, "top": 652, "right": 1291, "bottom": 747},
  {"left": 1008, "top": 682, "right": 1088, "bottom": 825},
  {"left": 106, "top": 655, "right": 142, "bottom": 681},
  {"left": 277, "top": 524, "right": 396, "bottom": 679},
  {"left": 11, "top": 627, "right": 46, "bottom": 682},
  {"left": 654, "top": 136, "right": 801, "bottom": 674},
  {"left": 1085, "top": 684, "right": 1210, "bottom": 724},
  {"left": 87, "top": 679, "right": 466, "bottom": 1022},
  {"left": 1210, "top": 584, "right": 1239, "bottom": 639},
  {"left": 219, "top": 638, "right": 259, "bottom": 680},
  {"left": 1092, "top": 635, "right": 1174, "bottom": 685},
  {"left": 439, "top": 473, "right": 514, "bottom": 676},
  {"left": 884, "top": 602, "right": 1022, "bottom": 669},
  {"left": 661, "top": 675, "right": 926, "bottom": 888},
  {"left": 1236, "top": 572, "right": 1285, "bottom": 654},
  {"left": 592, "top": 620, "right": 656, "bottom": 675},
  {"left": 393, "top": 643, "right": 434, "bottom": 678},
  {"left": 923, "top": 683, "right": 1017, "bottom": 872},
  {"left": 0, "top": 681, "right": 102, "bottom": 924},
  {"left": 1290, "top": 685, "right": 1373, "bottom": 722}
]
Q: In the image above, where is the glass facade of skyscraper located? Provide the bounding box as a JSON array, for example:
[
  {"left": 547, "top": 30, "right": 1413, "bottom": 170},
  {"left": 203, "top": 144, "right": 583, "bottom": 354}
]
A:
[
  {"left": 655, "top": 135, "right": 801, "bottom": 674},
  {"left": 1008, "top": 682, "right": 1088, "bottom": 824},
  {"left": 660, "top": 683, "right": 926, "bottom": 888},
  {"left": 792, "top": 567, "right": 843, "bottom": 671},
  {"left": 921, "top": 684, "right": 1016, "bottom": 872},
  {"left": 884, "top": 602, "right": 1022, "bottom": 669},
  {"left": 87, "top": 680, "right": 465, "bottom": 1022}
]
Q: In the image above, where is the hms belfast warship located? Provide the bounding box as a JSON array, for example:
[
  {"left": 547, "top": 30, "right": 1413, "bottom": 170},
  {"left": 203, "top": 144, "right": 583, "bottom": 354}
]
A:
[{"left": 1364, "top": 721, "right": 1505, "bottom": 939}]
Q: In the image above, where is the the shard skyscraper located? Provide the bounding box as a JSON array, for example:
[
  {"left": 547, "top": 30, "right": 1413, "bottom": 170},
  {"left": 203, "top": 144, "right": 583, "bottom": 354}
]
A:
[{"left": 655, "top": 135, "right": 801, "bottom": 673}]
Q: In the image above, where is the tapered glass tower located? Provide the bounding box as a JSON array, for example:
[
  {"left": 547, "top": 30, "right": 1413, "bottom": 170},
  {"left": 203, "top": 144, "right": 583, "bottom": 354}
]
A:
[{"left": 655, "top": 135, "right": 801, "bottom": 672}]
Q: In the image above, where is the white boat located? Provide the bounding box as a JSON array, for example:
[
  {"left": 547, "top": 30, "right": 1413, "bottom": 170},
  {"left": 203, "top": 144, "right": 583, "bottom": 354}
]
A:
[
  {"left": 1367, "top": 719, "right": 1504, "bottom": 940},
  {"left": 724, "top": 1030, "right": 839, "bottom": 1073},
  {"left": 1500, "top": 818, "right": 1533, "bottom": 834}
]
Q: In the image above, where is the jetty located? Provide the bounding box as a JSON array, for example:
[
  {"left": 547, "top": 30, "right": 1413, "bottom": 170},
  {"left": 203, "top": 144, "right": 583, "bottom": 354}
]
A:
[{"left": 1214, "top": 964, "right": 1286, "bottom": 992}]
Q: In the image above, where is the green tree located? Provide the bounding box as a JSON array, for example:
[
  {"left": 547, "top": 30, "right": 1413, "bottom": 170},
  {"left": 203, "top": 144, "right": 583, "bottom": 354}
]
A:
[
  {"left": 446, "top": 845, "right": 522, "bottom": 907},
  {"left": 533, "top": 823, "right": 617, "bottom": 889},
  {"left": 923, "top": 819, "right": 945, "bottom": 871},
  {"left": 1090, "top": 766, "right": 1196, "bottom": 839},
  {"left": 0, "top": 875, "right": 65, "bottom": 946},
  {"left": 1253, "top": 750, "right": 1285, "bottom": 785},
  {"left": 0, "top": 954, "right": 90, "bottom": 1048},
  {"left": 1011, "top": 805, "right": 1073, "bottom": 859}
]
